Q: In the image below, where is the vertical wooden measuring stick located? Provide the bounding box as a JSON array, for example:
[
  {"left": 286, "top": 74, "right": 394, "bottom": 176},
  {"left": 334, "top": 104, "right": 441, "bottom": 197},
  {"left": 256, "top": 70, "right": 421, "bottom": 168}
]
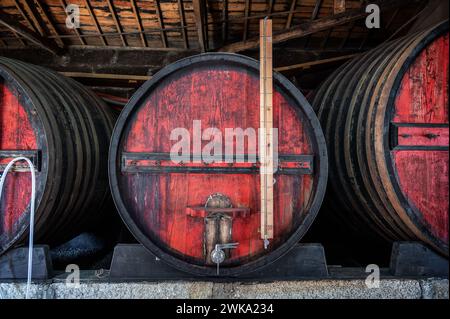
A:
[{"left": 260, "top": 18, "right": 274, "bottom": 248}]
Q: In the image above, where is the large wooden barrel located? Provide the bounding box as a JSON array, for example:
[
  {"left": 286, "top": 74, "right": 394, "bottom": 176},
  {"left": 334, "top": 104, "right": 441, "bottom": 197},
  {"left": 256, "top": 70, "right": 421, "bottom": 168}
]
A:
[
  {"left": 109, "top": 53, "right": 327, "bottom": 276},
  {"left": 313, "top": 21, "right": 449, "bottom": 256},
  {"left": 0, "top": 57, "right": 114, "bottom": 254}
]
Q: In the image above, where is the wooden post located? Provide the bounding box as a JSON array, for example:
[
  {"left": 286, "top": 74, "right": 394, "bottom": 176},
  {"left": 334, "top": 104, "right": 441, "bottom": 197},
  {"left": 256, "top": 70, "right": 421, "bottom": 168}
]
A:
[{"left": 259, "top": 19, "right": 274, "bottom": 246}]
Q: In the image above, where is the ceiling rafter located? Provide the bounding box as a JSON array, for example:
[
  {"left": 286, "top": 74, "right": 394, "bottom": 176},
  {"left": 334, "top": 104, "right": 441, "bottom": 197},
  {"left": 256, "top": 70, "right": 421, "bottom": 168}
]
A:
[
  {"left": 130, "top": 0, "right": 147, "bottom": 47},
  {"left": 13, "top": 0, "right": 36, "bottom": 33},
  {"left": 155, "top": 0, "right": 168, "bottom": 48},
  {"left": 0, "top": 9, "right": 61, "bottom": 55},
  {"left": 106, "top": 0, "right": 127, "bottom": 47},
  {"left": 193, "top": 0, "right": 208, "bottom": 52},
  {"left": 304, "top": 0, "right": 324, "bottom": 48},
  {"left": 243, "top": 0, "right": 251, "bottom": 41},
  {"left": 220, "top": 0, "right": 412, "bottom": 53},
  {"left": 60, "top": 0, "right": 86, "bottom": 45},
  {"left": 267, "top": 0, "right": 275, "bottom": 15},
  {"left": 222, "top": 0, "right": 228, "bottom": 43},
  {"left": 21, "top": 0, "right": 46, "bottom": 36},
  {"left": 0, "top": 0, "right": 428, "bottom": 54},
  {"left": 285, "top": 0, "right": 297, "bottom": 29},
  {"left": 83, "top": 0, "right": 107, "bottom": 46},
  {"left": 177, "top": 0, "right": 189, "bottom": 49},
  {"left": 33, "top": 0, "right": 64, "bottom": 47}
]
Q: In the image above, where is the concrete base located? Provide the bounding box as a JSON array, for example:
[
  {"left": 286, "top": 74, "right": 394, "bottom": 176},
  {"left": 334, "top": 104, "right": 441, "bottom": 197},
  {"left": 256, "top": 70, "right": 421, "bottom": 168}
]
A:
[{"left": 0, "top": 278, "right": 447, "bottom": 299}]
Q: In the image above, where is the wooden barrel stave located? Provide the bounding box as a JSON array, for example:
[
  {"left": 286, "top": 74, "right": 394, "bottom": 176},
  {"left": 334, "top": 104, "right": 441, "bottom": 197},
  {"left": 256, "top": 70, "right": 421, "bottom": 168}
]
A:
[
  {"left": 0, "top": 57, "right": 114, "bottom": 253},
  {"left": 314, "top": 22, "right": 449, "bottom": 256},
  {"left": 351, "top": 33, "right": 424, "bottom": 241}
]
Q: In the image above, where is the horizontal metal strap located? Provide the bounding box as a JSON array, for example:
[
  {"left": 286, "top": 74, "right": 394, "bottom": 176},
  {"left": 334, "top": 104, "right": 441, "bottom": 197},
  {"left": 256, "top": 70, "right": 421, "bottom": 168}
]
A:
[
  {"left": 390, "top": 123, "right": 449, "bottom": 151},
  {"left": 121, "top": 152, "right": 314, "bottom": 175},
  {"left": 0, "top": 150, "right": 41, "bottom": 172}
]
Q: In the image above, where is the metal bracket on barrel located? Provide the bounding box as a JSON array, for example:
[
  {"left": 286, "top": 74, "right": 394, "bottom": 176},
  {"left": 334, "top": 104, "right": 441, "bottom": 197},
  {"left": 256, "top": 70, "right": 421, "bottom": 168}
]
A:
[
  {"left": 120, "top": 152, "right": 314, "bottom": 175},
  {"left": 389, "top": 123, "right": 449, "bottom": 151},
  {"left": 186, "top": 206, "right": 251, "bottom": 218},
  {"left": 0, "top": 150, "right": 41, "bottom": 172}
]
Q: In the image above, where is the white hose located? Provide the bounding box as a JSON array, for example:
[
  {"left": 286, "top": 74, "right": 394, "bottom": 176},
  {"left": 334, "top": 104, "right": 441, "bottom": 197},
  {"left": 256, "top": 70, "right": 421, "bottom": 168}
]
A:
[{"left": 0, "top": 157, "right": 36, "bottom": 299}]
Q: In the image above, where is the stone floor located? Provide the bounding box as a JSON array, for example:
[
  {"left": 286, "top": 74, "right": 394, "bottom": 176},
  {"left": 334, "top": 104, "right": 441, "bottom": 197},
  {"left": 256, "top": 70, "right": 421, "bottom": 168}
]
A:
[{"left": 0, "top": 277, "right": 448, "bottom": 299}]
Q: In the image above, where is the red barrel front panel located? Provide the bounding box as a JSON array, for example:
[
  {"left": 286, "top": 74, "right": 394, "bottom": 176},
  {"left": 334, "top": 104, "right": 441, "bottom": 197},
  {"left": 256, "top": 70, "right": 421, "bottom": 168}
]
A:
[
  {"left": 118, "top": 65, "right": 317, "bottom": 265},
  {"left": 0, "top": 77, "right": 43, "bottom": 249},
  {"left": 391, "top": 33, "right": 449, "bottom": 243}
]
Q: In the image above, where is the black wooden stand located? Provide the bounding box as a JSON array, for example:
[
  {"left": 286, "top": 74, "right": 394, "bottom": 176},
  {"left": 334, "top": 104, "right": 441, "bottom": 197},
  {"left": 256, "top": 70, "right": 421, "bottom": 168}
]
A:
[
  {"left": 0, "top": 245, "right": 53, "bottom": 279},
  {"left": 389, "top": 242, "right": 448, "bottom": 277},
  {"left": 109, "top": 243, "right": 329, "bottom": 281}
]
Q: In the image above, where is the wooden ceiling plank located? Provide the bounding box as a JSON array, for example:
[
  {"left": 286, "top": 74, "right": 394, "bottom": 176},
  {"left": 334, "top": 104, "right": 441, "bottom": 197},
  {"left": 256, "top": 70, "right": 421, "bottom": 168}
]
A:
[
  {"left": 192, "top": 0, "right": 207, "bottom": 52},
  {"left": 60, "top": 0, "right": 86, "bottom": 45},
  {"left": 177, "top": 0, "right": 189, "bottom": 49},
  {"left": 13, "top": 0, "right": 37, "bottom": 34},
  {"left": 34, "top": 0, "right": 64, "bottom": 47},
  {"left": 106, "top": 0, "right": 127, "bottom": 47},
  {"left": 312, "top": 0, "right": 324, "bottom": 20},
  {"left": 222, "top": 0, "right": 228, "bottom": 43},
  {"left": 243, "top": 0, "right": 251, "bottom": 41},
  {"left": 220, "top": 0, "right": 410, "bottom": 53},
  {"left": 207, "top": 8, "right": 310, "bottom": 27},
  {"left": 0, "top": 9, "right": 60, "bottom": 55},
  {"left": 83, "top": 0, "right": 107, "bottom": 46},
  {"left": 155, "top": 0, "right": 168, "bottom": 48},
  {"left": 21, "top": 0, "right": 46, "bottom": 37},
  {"left": 130, "top": 0, "right": 147, "bottom": 47},
  {"left": 267, "top": 0, "right": 275, "bottom": 15}
]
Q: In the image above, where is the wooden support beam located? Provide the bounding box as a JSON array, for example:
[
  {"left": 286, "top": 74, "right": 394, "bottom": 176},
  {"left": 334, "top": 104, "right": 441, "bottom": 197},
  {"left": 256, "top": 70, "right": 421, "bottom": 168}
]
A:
[
  {"left": 193, "top": 0, "right": 207, "bottom": 52},
  {"left": 312, "top": 0, "right": 324, "bottom": 19},
  {"left": 274, "top": 54, "right": 358, "bottom": 72},
  {"left": 130, "top": 0, "right": 147, "bottom": 47},
  {"left": 178, "top": 0, "right": 189, "bottom": 49},
  {"left": 267, "top": 0, "right": 275, "bottom": 15},
  {"left": 34, "top": 0, "right": 64, "bottom": 47},
  {"left": 222, "top": 0, "right": 228, "bottom": 43},
  {"left": 304, "top": 0, "right": 323, "bottom": 48},
  {"left": 0, "top": 10, "right": 60, "bottom": 55},
  {"left": 13, "top": 0, "right": 37, "bottom": 34},
  {"left": 220, "top": 0, "right": 410, "bottom": 53},
  {"left": 243, "top": 0, "right": 251, "bottom": 41},
  {"left": 209, "top": 8, "right": 306, "bottom": 26},
  {"left": 155, "top": 0, "right": 168, "bottom": 48},
  {"left": 59, "top": 71, "right": 150, "bottom": 81},
  {"left": 222, "top": 8, "right": 362, "bottom": 52},
  {"left": 84, "top": 0, "right": 107, "bottom": 46},
  {"left": 4, "top": 1, "right": 27, "bottom": 47},
  {"left": 21, "top": 0, "right": 46, "bottom": 36},
  {"left": 106, "top": 0, "right": 127, "bottom": 47},
  {"left": 60, "top": 0, "right": 86, "bottom": 45},
  {"left": 285, "top": 0, "right": 297, "bottom": 29}
]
